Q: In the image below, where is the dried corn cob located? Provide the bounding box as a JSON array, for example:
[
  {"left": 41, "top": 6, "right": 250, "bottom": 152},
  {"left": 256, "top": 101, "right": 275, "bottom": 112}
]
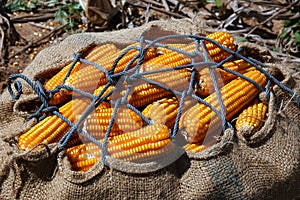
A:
[
  {"left": 142, "top": 96, "right": 195, "bottom": 128},
  {"left": 180, "top": 69, "right": 267, "bottom": 143},
  {"left": 156, "top": 42, "right": 196, "bottom": 55},
  {"left": 120, "top": 52, "right": 193, "bottom": 108},
  {"left": 64, "top": 46, "right": 157, "bottom": 94},
  {"left": 66, "top": 124, "right": 172, "bottom": 171},
  {"left": 125, "top": 85, "right": 172, "bottom": 108},
  {"left": 18, "top": 98, "right": 90, "bottom": 150},
  {"left": 94, "top": 101, "right": 111, "bottom": 111},
  {"left": 93, "top": 85, "right": 114, "bottom": 100},
  {"left": 80, "top": 107, "right": 143, "bottom": 140},
  {"left": 204, "top": 32, "right": 236, "bottom": 62},
  {"left": 65, "top": 101, "right": 112, "bottom": 148},
  {"left": 125, "top": 72, "right": 191, "bottom": 108},
  {"left": 44, "top": 44, "right": 118, "bottom": 90},
  {"left": 183, "top": 143, "right": 205, "bottom": 152},
  {"left": 196, "top": 59, "right": 253, "bottom": 96},
  {"left": 141, "top": 51, "right": 192, "bottom": 72},
  {"left": 156, "top": 32, "right": 236, "bottom": 63},
  {"left": 45, "top": 44, "right": 118, "bottom": 105},
  {"left": 235, "top": 101, "right": 268, "bottom": 132}
]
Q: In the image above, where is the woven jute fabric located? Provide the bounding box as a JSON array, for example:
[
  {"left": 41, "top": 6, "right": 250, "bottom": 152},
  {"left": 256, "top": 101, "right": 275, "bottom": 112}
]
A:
[{"left": 0, "top": 19, "right": 299, "bottom": 199}]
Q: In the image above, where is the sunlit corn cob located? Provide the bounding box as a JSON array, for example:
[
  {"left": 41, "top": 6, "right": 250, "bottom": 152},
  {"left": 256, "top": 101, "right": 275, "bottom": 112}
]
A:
[
  {"left": 142, "top": 96, "right": 195, "bottom": 128},
  {"left": 156, "top": 32, "right": 236, "bottom": 63},
  {"left": 125, "top": 85, "right": 172, "bottom": 108},
  {"left": 18, "top": 99, "right": 90, "bottom": 150},
  {"left": 64, "top": 46, "right": 157, "bottom": 94},
  {"left": 183, "top": 143, "right": 206, "bottom": 152},
  {"left": 93, "top": 85, "right": 115, "bottom": 100},
  {"left": 179, "top": 69, "right": 267, "bottom": 143},
  {"left": 203, "top": 32, "right": 236, "bottom": 63},
  {"left": 80, "top": 107, "right": 143, "bottom": 141},
  {"left": 235, "top": 101, "right": 268, "bottom": 132},
  {"left": 44, "top": 44, "right": 118, "bottom": 105},
  {"left": 196, "top": 59, "right": 253, "bottom": 96},
  {"left": 141, "top": 51, "right": 192, "bottom": 72},
  {"left": 66, "top": 124, "right": 172, "bottom": 171},
  {"left": 156, "top": 43, "right": 196, "bottom": 55},
  {"left": 120, "top": 52, "right": 193, "bottom": 108},
  {"left": 125, "top": 72, "right": 191, "bottom": 108},
  {"left": 44, "top": 44, "right": 118, "bottom": 90},
  {"left": 65, "top": 101, "right": 112, "bottom": 148}
]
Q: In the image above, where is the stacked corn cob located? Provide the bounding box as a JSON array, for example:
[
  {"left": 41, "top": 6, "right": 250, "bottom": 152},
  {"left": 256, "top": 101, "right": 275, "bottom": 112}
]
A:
[{"left": 18, "top": 32, "right": 270, "bottom": 171}]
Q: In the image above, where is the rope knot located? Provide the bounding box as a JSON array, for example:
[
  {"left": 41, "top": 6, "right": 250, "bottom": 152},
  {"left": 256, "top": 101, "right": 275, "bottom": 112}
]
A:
[{"left": 106, "top": 69, "right": 117, "bottom": 85}]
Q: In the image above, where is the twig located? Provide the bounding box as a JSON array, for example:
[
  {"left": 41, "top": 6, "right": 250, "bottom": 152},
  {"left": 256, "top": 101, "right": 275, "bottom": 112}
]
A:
[
  {"left": 11, "top": 13, "right": 55, "bottom": 23},
  {"left": 127, "top": 1, "right": 185, "bottom": 18},
  {"left": 9, "top": 24, "right": 66, "bottom": 59},
  {"left": 28, "top": 22, "right": 54, "bottom": 30},
  {"left": 140, "top": 0, "right": 164, "bottom": 7},
  {"left": 161, "top": 0, "right": 170, "bottom": 12}
]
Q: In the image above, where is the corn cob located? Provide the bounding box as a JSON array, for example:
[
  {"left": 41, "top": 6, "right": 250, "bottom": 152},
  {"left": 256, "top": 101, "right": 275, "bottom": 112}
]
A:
[
  {"left": 235, "top": 101, "right": 268, "bottom": 132},
  {"left": 18, "top": 98, "right": 90, "bottom": 150},
  {"left": 125, "top": 85, "right": 172, "bottom": 108},
  {"left": 142, "top": 96, "right": 195, "bottom": 128},
  {"left": 120, "top": 51, "right": 193, "bottom": 108},
  {"left": 179, "top": 69, "right": 267, "bottom": 143},
  {"left": 203, "top": 32, "right": 236, "bottom": 63},
  {"left": 141, "top": 52, "right": 192, "bottom": 72},
  {"left": 196, "top": 59, "right": 253, "bottom": 96},
  {"left": 44, "top": 44, "right": 118, "bottom": 90},
  {"left": 94, "top": 101, "right": 111, "bottom": 111},
  {"left": 66, "top": 124, "right": 172, "bottom": 171},
  {"left": 125, "top": 71, "right": 191, "bottom": 108},
  {"left": 156, "top": 43, "right": 196, "bottom": 55},
  {"left": 93, "top": 85, "right": 114, "bottom": 100},
  {"left": 183, "top": 143, "right": 206, "bottom": 152},
  {"left": 79, "top": 107, "right": 143, "bottom": 141},
  {"left": 45, "top": 44, "right": 118, "bottom": 105},
  {"left": 156, "top": 32, "right": 236, "bottom": 63},
  {"left": 65, "top": 101, "right": 112, "bottom": 148},
  {"left": 64, "top": 46, "right": 157, "bottom": 94}
]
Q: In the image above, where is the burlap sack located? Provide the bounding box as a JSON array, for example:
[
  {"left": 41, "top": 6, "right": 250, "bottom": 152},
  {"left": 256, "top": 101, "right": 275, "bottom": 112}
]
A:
[{"left": 0, "top": 19, "right": 299, "bottom": 199}]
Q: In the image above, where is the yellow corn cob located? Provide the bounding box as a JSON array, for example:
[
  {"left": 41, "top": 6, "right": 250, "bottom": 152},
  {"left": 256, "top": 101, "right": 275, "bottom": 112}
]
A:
[
  {"left": 18, "top": 98, "right": 90, "bottom": 150},
  {"left": 125, "top": 71, "right": 191, "bottom": 108},
  {"left": 235, "top": 101, "right": 268, "bottom": 132},
  {"left": 93, "top": 85, "right": 114, "bottom": 100},
  {"left": 142, "top": 96, "right": 195, "bottom": 128},
  {"left": 183, "top": 143, "right": 206, "bottom": 152},
  {"left": 66, "top": 124, "right": 172, "bottom": 171},
  {"left": 45, "top": 44, "right": 119, "bottom": 105},
  {"left": 179, "top": 69, "right": 267, "bottom": 143},
  {"left": 156, "top": 32, "right": 236, "bottom": 63},
  {"left": 196, "top": 59, "right": 253, "bottom": 96},
  {"left": 80, "top": 107, "right": 143, "bottom": 141},
  {"left": 119, "top": 52, "right": 193, "bottom": 108},
  {"left": 156, "top": 43, "right": 196, "bottom": 55},
  {"left": 141, "top": 52, "right": 192, "bottom": 72},
  {"left": 65, "top": 101, "right": 112, "bottom": 148},
  {"left": 123, "top": 85, "right": 171, "bottom": 108},
  {"left": 69, "top": 124, "right": 170, "bottom": 163},
  {"left": 94, "top": 101, "right": 112, "bottom": 111},
  {"left": 204, "top": 32, "right": 236, "bottom": 63},
  {"left": 64, "top": 46, "right": 157, "bottom": 94},
  {"left": 44, "top": 44, "right": 118, "bottom": 90}
]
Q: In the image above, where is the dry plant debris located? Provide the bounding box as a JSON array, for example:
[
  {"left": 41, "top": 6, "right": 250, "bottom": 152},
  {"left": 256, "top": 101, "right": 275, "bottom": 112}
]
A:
[{"left": 0, "top": 0, "right": 299, "bottom": 93}]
